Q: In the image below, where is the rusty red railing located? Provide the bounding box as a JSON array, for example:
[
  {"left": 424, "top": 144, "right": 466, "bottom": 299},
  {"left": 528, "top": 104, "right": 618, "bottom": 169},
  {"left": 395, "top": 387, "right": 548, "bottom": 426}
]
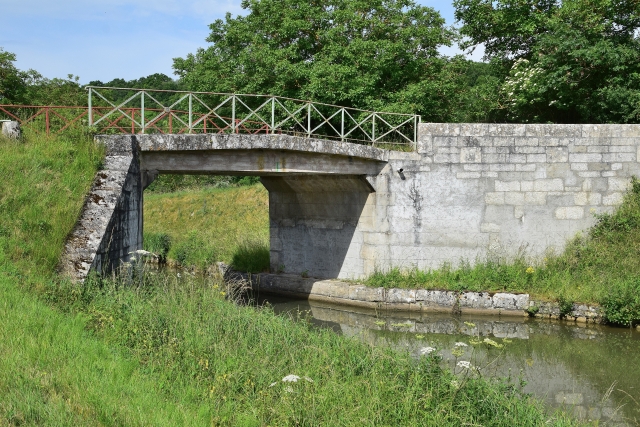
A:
[{"left": 0, "top": 105, "right": 272, "bottom": 136}]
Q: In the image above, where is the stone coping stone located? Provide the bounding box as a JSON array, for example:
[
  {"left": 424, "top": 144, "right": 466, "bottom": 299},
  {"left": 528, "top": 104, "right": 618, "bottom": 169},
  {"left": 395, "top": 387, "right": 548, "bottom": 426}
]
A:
[
  {"left": 97, "top": 134, "right": 389, "bottom": 162},
  {"left": 220, "top": 264, "right": 603, "bottom": 322},
  {"left": 221, "top": 265, "right": 528, "bottom": 317}
]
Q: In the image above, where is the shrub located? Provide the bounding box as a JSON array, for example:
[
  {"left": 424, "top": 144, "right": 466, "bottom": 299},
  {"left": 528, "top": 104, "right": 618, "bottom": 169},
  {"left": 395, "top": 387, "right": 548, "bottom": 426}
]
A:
[
  {"left": 169, "top": 230, "right": 217, "bottom": 269},
  {"left": 601, "top": 278, "right": 640, "bottom": 326}
]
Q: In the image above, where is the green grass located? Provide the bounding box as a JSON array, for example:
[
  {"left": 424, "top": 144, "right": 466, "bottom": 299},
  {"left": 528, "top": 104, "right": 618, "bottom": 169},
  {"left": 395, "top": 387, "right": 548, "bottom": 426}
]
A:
[
  {"left": 0, "top": 128, "right": 102, "bottom": 276},
  {"left": 0, "top": 129, "right": 584, "bottom": 425},
  {"left": 143, "top": 184, "right": 270, "bottom": 271},
  {"left": 42, "top": 270, "right": 580, "bottom": 426}
]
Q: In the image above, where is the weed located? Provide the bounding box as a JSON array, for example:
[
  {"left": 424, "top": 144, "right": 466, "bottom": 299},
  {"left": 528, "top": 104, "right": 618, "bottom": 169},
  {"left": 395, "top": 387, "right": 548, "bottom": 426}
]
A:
[
  {"left": 230, "top": 239, "right": 270, "bottom": 273},
  {"left": 601, "top": 278, "right": 640, "bottom": 326},
  {"left": 557, "top": 295, "right": 574, "bottom": 318},
  {"left": 143, "top": 232, "right": 171, "bottom": 262}
]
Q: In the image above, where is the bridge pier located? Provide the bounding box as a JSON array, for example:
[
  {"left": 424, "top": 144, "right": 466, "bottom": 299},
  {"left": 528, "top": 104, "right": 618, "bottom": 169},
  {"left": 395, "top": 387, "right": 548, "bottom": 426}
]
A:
[{"left": 262, "top": 175, "right": 374, "bottom": 278}]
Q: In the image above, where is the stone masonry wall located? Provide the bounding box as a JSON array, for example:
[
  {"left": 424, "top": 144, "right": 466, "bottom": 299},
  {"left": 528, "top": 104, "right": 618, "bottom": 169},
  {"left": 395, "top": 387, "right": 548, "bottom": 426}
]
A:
[
  {"left": 59, "top": 136, "right": 143, "bottom": 281},
  {"left": 333, "top": 124, "right": 640, "bottom": 279}
]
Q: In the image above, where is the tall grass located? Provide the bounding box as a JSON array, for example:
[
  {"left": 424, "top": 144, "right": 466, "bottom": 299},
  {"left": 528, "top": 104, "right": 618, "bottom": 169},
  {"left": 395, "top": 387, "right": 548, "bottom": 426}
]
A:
[
  {"left": 41, "top": 269, "right": 580, "bottom": 426},
  {"left": 0, "top": 129, "right": 102, "bottom": 276}
]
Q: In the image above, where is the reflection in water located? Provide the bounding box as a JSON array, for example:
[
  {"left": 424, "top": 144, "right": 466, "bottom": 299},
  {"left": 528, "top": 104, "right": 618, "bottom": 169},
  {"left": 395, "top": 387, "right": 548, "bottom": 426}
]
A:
[{"left": 259, "top": 295, "right": 640, "bottom": 425}]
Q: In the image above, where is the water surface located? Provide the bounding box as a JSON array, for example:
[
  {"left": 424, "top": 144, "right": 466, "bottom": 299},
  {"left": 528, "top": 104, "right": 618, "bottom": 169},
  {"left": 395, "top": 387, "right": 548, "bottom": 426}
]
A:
[{"left": 259, "top": 294, "right": 640, "bottom": 425}]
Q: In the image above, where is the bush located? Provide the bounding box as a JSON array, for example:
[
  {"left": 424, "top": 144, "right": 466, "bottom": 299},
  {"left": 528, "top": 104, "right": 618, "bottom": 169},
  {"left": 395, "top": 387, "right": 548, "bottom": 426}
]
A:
[
  {"left": 601, "top": 278, "right": 640, "bottom": 326},
  {"left": 169, "top": 230, "right": 217, "bottom": 269}
]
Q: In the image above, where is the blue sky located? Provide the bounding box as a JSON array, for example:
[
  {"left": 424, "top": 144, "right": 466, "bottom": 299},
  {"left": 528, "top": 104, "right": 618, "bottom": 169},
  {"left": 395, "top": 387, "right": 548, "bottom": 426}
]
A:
[{"left": 1, "top": 0, "right": 482, "bottom": 84}]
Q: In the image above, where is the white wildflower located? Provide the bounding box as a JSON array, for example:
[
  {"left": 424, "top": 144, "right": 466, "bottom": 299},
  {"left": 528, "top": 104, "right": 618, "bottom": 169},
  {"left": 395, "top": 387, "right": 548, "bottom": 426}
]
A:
[
  {"left": 420, "top": 347, "right": 436, "bottom": 355},
  {"left": 457, "top": 361, "right": 472, "bottom": 369},
  {"left": 282, "top": 374, "right": 301, "bottom": 383},
  {"left": 304, "top": 376, "right": 314, "bottom": 383},
  {"left": 269, "top": 382, "right": 277, "bottom": 387},
  {"left": 454, "top": 342, "right": 468, "bottom": 347}
]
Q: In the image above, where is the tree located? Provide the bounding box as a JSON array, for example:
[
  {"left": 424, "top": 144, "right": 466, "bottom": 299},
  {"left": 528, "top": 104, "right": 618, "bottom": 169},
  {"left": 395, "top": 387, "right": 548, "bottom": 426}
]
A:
[
  {"left": 0, "top": 48, "right": 27, "bottom": 103},
  {"left": 454, "top": 0, "right": 640, "bottom": 123},
  {"left": 173, "top": 0, "right": 461, "bottom": 119}
]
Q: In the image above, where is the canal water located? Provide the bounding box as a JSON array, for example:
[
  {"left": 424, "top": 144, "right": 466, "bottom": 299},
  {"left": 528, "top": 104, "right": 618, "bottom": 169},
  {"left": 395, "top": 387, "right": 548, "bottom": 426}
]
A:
[{"left": 258, "top": 294, "right": 640, "bottom": 425}]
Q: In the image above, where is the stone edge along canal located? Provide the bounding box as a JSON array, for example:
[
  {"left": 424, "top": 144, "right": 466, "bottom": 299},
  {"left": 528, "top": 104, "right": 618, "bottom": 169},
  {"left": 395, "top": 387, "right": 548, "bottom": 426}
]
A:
[{"left": 220, "top": 264, "right": 603, "bottom": 323}]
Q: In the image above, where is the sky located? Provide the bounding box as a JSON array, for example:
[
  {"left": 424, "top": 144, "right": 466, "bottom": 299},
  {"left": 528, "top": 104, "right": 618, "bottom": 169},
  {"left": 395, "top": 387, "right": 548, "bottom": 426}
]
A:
[{"left": 0, "top": 0, "right": 483, "bottom": 84}]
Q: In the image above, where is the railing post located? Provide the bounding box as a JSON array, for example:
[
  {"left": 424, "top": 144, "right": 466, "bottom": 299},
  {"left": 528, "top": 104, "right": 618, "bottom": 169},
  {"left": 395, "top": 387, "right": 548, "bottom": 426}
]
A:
[
  {"left": 88, "top": 88, "right": 93, "bottom": 126},
  {"left": 341, "top": 108, "right": 345, "bottom": 142},
  {"left": 271, "top": 97, "right": 275, "bottom": 134},
  {"left": 414, "top": 115, "right": 418, "bottom": 151},
  {"left": 141, "top": 91, "right": 145, "bottom": 134},
  {"left": 372, "top": 114, "right": 376, "bottom": 144},
  {"left": 131, "top": 108, "right": 135, "bottom": 134},
  {"left": 307, "top": 102, "right": 311, "bottom": 138},
  {"left": 188, "top": 93, "right": 193, "bottom": 134},
  {"left": 46, "top": 107, "right": 50, "bottom": 136},
  {"left": 231, "top": 95, "right": 236, "bottom": 133}
]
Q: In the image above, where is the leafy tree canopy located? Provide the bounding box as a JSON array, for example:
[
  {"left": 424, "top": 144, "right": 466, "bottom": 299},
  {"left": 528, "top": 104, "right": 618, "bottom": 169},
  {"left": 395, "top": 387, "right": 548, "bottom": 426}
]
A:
[
  {"left": 455, "top": 0, "right": 640, "bottom": 123},
  {"left": 0, "top": 48, "right": 28, "bottom": 103},
  {"left": 173, "top": 0, "right": 469, "bottom": 119}
]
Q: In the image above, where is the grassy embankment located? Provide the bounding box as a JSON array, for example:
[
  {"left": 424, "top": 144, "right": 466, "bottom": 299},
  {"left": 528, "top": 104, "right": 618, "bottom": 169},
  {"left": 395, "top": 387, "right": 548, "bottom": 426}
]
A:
[
  {"left": 0, "top": 132, "right": 580, "bottom": 425},
  {"left": 143, "top": 179, "right": 269, "bottom": 272},
  {"left": 144, "top": 178, "right": 640, "bottom": 325}
]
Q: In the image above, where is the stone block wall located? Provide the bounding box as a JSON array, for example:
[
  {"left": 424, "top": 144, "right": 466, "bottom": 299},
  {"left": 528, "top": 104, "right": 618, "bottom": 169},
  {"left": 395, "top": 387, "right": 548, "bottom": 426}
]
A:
[
  {"left": 59, "top": 136, "right": 143, "bottom": 281},
  {"left": 334, "top": 124, "right": 640, "bottom": 279}
]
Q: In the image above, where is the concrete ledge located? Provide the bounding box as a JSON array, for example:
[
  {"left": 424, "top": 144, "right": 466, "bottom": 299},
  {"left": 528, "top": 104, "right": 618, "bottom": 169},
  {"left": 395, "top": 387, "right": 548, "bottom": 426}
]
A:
[
  {"left": 98, "top": 133, "right": 389, "bottom": 162},
  {"left": 221, "top": 264, "right": 603, "bottom": 322},
  {"left": 222, "top": 265, "right": 527, "bottom": 317}
]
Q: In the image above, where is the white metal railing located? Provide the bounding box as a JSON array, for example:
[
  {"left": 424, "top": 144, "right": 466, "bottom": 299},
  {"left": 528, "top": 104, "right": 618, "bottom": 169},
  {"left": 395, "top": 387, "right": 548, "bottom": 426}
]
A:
[{"left": 86, "top": 87, "right": 420, "bottom": 148}]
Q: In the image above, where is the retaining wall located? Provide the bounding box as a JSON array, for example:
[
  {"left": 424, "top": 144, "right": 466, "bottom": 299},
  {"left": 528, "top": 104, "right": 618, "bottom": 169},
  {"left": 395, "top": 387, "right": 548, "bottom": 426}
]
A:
[{"left": 322, "top": 123, "right": 640, "bottom": 279}]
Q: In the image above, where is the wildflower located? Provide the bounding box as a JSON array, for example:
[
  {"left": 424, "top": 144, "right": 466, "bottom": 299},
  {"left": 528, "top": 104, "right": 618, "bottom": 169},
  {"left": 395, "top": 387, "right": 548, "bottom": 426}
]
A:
[
  {"left": 526, "top": 266, "right": 535, "bottom": 274},
  {"left": 454, "top": 342, "right": 468, "bottom": 347},
  {"left": 420, "top": 347, "right": 436, "bottom": 355},
  {"left": 269, "top": 382, "right": 277, "bottom": 387},
  {"left": 282, "top": 375, "right": 301, "bottom": 383},
  {"left": 451, "top": 347, "right": 464, "bottom": 357},
  {"left": 450, "top": 379, "right": 460, "bottom": 389},
  {"left": 457, "top": 361, "right": 472, "bottom": 369}
]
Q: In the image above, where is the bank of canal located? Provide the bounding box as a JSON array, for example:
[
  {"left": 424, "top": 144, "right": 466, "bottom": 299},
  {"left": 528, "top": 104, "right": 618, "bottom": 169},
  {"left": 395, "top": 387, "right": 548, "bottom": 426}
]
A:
[{"left": 259, "top": 294, "right": 640, "bottom": 425}]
